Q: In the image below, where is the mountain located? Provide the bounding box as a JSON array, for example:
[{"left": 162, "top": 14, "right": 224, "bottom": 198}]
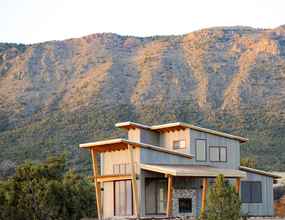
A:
[{"left": 1, "top": 26, "right": 285, "bottom": 176}]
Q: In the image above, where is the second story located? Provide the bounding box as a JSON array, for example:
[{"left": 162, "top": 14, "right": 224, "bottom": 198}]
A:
[{"left": 116, "top": 121, "right": 248, "bottom": 169}]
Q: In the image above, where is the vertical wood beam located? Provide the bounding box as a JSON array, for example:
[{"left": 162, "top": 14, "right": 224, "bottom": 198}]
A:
[
  {"left": 166, "top": 175, "right": 174, "bottom": 217},
  {"left": 201, "top": 177, "right": 208, "bottom": 214},
  {"left": 128, "top": 144, "right": 140, "bottom": 217},
  {"left": 235, "top": 177, "right": 241, "bottom": 194},
  {"left": 91, "top": 149, "right": 103, "bottom": 220}
]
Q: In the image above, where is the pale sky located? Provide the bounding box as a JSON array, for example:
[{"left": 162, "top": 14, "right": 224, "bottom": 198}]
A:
[{"left": 1, "top": 0, "right": 285, "bottom": 44}]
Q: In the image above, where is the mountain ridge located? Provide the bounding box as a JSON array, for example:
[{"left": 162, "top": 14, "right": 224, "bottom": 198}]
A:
[{"left": 1, "top": 25, "right": 285, "bottom": 176}]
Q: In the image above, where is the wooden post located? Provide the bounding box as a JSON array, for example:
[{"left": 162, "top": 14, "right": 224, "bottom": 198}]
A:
[
  {"left": 91, "top": 149, "right": 103, "bottom": 220},
  {"left": 128, "top": 144, "right": 140, "bottom": 217},
  {"left": 235, "top": 177, "right": 241, "bottom": 194},
  {"left": 201, "top": 177, "right": 208, "bottom": 214},
  {"left": 166, "top": 175, "right": 174, "bottom": 217}
]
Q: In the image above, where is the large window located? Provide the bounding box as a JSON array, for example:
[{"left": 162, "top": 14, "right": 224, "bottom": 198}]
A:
[
  {"left": 209, "top": 146, "right": 227, "bottom": 162},
  {"left": 145, "top": 178, "right": 167, "bottom": 215},
  {"left": 173, "top": 140, "right": 186, "bottom": 149},
  {"left": 241, "top": 181, "right": 262, "bottom": 203},
  {"left": 114, "top": 180, "right": 133, "bottom": 216},
  {"left": 195, "top": 139, "right": 206, "bottom": 161}
]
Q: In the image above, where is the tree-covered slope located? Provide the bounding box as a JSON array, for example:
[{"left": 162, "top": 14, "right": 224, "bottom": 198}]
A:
[{"left": 1, "top": 26, "right": 285, "bottom": 175}]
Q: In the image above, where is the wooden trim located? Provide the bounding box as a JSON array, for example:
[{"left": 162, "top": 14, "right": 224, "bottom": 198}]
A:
[
  {"left": 128, "top": 144, "right": 140, "bottom": 217},
  {"left": 95, "top": 174, "right": 133, "bottom": 183},
  {"left": 166, "top": 175, "right": 174, "bottom": 217},
  {"left": 201, "top": 177, "right": 208, "bottom": 214},
  {"left": 235, "top": 177, "right": 241, "bottom": 194},
  {"left": 91, "top": 149, "right": 103, "bottom": 220}
]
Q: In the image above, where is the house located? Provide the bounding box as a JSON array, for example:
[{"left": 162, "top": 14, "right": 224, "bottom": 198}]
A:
[{"left": 80, "top": 121, "right": 280, "bottom": 219}]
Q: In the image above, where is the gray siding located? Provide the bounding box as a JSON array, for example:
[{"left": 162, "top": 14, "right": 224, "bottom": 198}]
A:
[
  {"left": 189, "top": 129, "right": 240, "bottom": 169},
  {"left": 140, "top": 147, "right": 194, "bottom": 165},
  {"left": 241, "top": 172, "right": 274, "bottom": 217},
  {"left": 140, "top": 129, "right": 160, "bottom": 146}
]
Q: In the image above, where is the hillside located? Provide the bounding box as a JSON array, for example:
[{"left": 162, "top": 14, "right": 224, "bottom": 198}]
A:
[{"left": 1, "top": 26, "right": 285, "bottom": 176}]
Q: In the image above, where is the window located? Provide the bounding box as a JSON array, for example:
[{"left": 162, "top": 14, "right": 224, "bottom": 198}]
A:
[
  {"left": 114, "top": 180, "right": 133, "bottom": 216},
  {"left": 179, "top": 198, "right": 192, "bottom": 213},
  {"left": 145, "top": 178, "right": 167, "bottom": 214},
  {"left": 241, "top": 181, "right": 262, "bottom": 203},
  {"left": 209, "top": 146, "right": 227, "bottom": 162},
  {"left": 196, "top": 139, "right": 206, "bottom": 161},
  {"left": 173, "top": 140, "right": 186, "bottom": 149}
]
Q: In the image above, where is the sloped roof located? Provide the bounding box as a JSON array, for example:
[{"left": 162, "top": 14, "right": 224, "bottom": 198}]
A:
[
  {"left": 141, "top": 163, "right": 247, "bottom": 178},
  {"left": 80, "top": 138, "right": 193, "bottom": 159},
  {"left": 116, "top": 121, "right": 248, "bottom": 143},
  {"left": 240, "top": 166, "right": 282, "bottom": 179}
]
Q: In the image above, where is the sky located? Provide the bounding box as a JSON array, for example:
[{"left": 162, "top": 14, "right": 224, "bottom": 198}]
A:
[{"left": 1, "top": 0, "right": 285, "bottom": 44}]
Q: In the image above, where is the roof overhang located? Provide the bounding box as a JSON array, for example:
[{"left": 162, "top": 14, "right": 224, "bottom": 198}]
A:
[
  {"left": 116, "top": 121, "right": 248, "bottom": 143},
  {"left": 141, "top": 164, "right": 247, "bottom": 178},
  {"left": 240, "top": 166, "right": 282, "bottom": 179},
  {"left": 80, "top": 138, "right": 193, "bottom": 159}
]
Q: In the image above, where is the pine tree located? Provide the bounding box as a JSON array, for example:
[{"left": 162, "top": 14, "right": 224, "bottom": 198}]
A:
[{"left": 202, "top": 174, "right": 241, "bottom": 220}]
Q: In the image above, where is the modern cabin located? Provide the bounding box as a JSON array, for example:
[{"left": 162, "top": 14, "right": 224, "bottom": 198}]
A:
[{"left": 80, "top": 121, "right": 280, "bottom": 219}]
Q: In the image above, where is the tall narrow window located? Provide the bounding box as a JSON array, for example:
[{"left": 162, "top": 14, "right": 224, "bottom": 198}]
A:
[
  {"left": 114, "top": 180, "right": 133, "bottom": 216},
  {"left": 196, "top": 139, "right": 206, "bottom": 161}
]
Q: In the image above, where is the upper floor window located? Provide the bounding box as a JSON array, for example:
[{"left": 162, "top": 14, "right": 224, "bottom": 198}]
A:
[
  {"left": 241, "top": 181, "right": 262, "bottom": 203},
  {"left": 209, "top": 146, "right": 227, "bottom": 162},
  {"left": 173, "top": 140, "right": 186, "bottom": 149},
  {"left": 195, "top": 139, "right": 206, "bottom": 161}
]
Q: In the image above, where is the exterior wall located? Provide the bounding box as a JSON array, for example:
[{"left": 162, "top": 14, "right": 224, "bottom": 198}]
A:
[
  {"left": 128, "top": 128, "right": 159, "bottom": 146},
  {"left": 189, "top": 129, "right": 240, "bottom": 169},
  {"left": 159, "top": 129, "right": 190, "bottom": 153},
  {"left": 101, "top": 148, "right": 141, "bottom": 218},
  {"left": 241, "top": 172, "right": 274, "bottom": 217},
  {"left": 140, "top": 147, "right": 194, "bottom": 165},
  {"left": 141, "top": 129, "right": 160, "bottom": 146}
]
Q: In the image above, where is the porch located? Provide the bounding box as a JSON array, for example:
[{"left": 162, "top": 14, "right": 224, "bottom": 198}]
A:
[{"left": 140, "top": 164, "right": 246, "bottom": 218}]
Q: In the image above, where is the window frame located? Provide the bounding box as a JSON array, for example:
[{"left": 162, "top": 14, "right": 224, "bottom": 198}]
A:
[
  {"left": 195, "top": 139, "right": 207, "bottom": 162},
  {"left": 173, "top": 139, "right": 186, "bottom": 149},
  {"left": 209, "top": 146, "right": 227, "bottom": 162},
  {"left": 241, "top": 181, "right": 262, "bottom": 204}
]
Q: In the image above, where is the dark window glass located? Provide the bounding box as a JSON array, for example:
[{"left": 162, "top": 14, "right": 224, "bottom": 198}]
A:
[
  {"left": 241, "top": 181, "right": 262, "bottom": 203},
  {"left": 179, "top": 198, "right": 192, "bottom": 213}
]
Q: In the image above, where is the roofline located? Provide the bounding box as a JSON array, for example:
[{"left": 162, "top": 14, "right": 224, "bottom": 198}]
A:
[
  {"left": 115, "top": 121, "right": 151, "bottom": 130},
  {"left": 240, "top": 166, "right": 282, "bottom": 179},
  {"left": 116, "top": 121, "right": 248, "bottom": 143},
  {"left": 80, "top": 138, "right": 193, "bottom": 159}
]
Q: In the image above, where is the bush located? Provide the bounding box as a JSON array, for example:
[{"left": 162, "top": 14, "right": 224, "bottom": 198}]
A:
[
  {"left": 201, "top": 174, "right": 241, "bottom": 220},
  {"left": 0, "top": 154, "right": 96, "bottom": 220}
]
